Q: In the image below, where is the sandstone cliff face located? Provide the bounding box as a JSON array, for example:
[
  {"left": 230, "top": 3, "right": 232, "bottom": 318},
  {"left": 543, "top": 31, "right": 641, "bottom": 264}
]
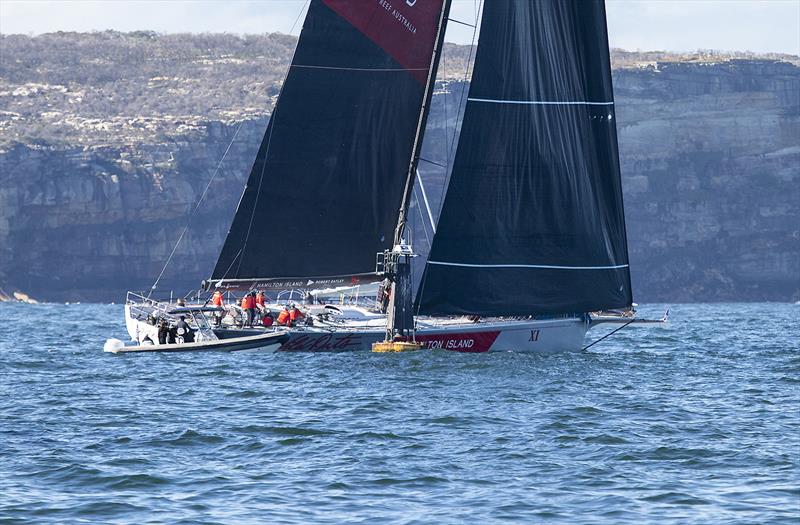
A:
[
  {"left": 0, "top": 119, "right": 266, "bottom": 300},
  {"left": 614, "top": 60, "right": 799, "bottom": 301},
  {"left": 0, "top": 33, "right": 798, "bottom": 302}
]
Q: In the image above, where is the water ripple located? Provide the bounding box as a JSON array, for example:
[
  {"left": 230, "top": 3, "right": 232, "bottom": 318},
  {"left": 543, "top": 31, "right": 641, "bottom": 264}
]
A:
[{"left": 0, "top": 302, "right": 798, "bottom": 523}]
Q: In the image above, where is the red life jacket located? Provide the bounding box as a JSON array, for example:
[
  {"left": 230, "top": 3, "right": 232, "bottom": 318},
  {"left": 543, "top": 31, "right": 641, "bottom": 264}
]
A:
[
  {"left": 277, "top": 310, "right": 291, "bottom": 325},
  {"left": 242, "top": 296, "right": 255, "bottom": 309},
  {"left": 212, "top": 293, "right": 223, "bottom": 306},
  {"left": 262, "top": 315, "right": 274, "bottom": 327},
  {"left": 255, "top": 293, "right": 265, "bottom": 307},
  {"left": 290, "top": 308, "right": 304, "bottom": 321}
]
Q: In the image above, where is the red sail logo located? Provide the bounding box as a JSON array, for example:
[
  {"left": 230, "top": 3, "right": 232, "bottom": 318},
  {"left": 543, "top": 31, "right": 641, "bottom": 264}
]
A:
[{"left": 323, "top": 0, "right": 444, "bottom": 84}]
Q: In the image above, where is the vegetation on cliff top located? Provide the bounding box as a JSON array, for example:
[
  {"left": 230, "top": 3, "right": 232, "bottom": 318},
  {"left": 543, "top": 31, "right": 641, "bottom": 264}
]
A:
[{"left": 1, "top": 31, "right": 797, "bottom": 148}]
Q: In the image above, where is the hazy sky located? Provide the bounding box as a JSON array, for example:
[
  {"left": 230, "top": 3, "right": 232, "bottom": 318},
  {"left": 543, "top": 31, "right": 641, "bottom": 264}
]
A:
[{"left": 1, "top": 0, "right": 798, "bottom": 54}]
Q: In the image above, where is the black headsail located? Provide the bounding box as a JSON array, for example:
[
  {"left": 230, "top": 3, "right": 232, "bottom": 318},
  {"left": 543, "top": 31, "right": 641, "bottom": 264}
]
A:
[
  {"left": 416, "top": 0, "right": 633, "bottom": 316},
  {"left": 210, "top": 0, "right": 449, "bottom": 291}
]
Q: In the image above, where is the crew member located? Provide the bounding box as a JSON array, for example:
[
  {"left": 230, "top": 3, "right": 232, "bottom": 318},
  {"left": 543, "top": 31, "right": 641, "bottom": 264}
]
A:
[
  {"left": 241, "top": 292, "right": 257, "bottom": 328},
  {"left": 211, "top": 291, "right": 224, "bottom": 326},
  {"left": 289, "top": 304, "right": 305, "bottom": 326},
  {"left": 176, "top": 315, "right": 195, "bottom": 343},
  {"left": 262, "top": 310, "right": 274, "bottom": 328},
  {"left": 157, "top": 319, "right": 169, "bottom": 345},
  {"left": 212, "top": 290, "right": 224, "bottom": 307},
  {"left": 255, "top": 291, "right": 266, "bottom": 312},
  {"left": 240, "top": 295, "right": 248, "bottom": 327},
  {"left": 277, "top": 305, "right": 291, "bottom": 326}
]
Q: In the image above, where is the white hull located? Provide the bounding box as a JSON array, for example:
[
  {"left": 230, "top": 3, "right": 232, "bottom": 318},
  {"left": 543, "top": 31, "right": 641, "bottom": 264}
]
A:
[
  {"left": 110, "top": 322, "right": 288, "bottom": 354},
  {"left": 125, "top": 305, "right": 589, "bottom": 353},
  {"left": 276, "top": 317, "right": 588, "bottom": 353}
]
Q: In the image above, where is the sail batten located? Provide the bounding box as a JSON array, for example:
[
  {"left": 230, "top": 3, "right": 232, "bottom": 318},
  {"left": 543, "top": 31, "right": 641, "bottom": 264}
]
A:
[
  {"left": 416, "top": 0, "right": 633, "bottom": 317},
  {"left": 428, "top": 261, "right": 629, "bottom": 270},
  {"left": 292, "top": 65, "right": 429, "bottom": 72},
  {"left": 468, "top": 98, "right": 614, "bottom": 105}
]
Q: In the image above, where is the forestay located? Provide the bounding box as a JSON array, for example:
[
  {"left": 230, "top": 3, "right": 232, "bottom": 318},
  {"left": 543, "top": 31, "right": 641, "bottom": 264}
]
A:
[{"left": 416, "top": 0, "right": 633, "bottom": 316}]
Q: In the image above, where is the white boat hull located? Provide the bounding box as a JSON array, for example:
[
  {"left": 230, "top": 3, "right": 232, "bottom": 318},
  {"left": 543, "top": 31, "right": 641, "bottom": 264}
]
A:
[
  {"left": 276, "top": 317, "right": 588, "bottom": 353},
  {"left": 125, "top": 304, "right": 589, "bottom": 353},
  {"left": 106, "top": 331, "right": 289, "bottom": 354}
]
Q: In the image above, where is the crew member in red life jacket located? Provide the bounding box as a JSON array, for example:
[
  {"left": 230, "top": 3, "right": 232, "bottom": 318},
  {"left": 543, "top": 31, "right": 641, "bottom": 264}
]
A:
[
  {"left": 277, "top": 305, "right": 291, "bottom": 326},
  {"left": 212, "top": 290, "right": 224, "bottom": 307},
  {"left": 211, "top": 291, "right": 224, "bottom": 326},
  {"left": 255, "top": 291, "right": 266, "bottom": 312},
  {"left": 289, "top": 304, "right": 305, "bottom": 326},
  {"left": 262, "top": 309, "right": 274, "bottom": 328},
  {"left": 241, "top": 292, "right": 257, "bottom": 327}
]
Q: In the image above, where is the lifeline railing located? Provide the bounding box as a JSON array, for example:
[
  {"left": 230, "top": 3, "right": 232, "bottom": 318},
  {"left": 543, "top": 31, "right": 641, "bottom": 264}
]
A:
[
  {"left": 126, "top": 290, "right": 220, "bottom": 341},
  {"left": 126, "top": 291, "right": 171, "bottom": 321}
]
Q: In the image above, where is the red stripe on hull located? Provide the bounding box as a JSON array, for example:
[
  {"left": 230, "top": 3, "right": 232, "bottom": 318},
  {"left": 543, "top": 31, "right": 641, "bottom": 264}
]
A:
[{"left": 415, "top": 331, "right": 501, "bottom": 353}]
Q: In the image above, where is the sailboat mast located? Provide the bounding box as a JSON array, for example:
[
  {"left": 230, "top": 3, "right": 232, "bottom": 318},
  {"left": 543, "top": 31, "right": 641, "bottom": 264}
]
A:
[
  {"left": 393, "top": 0, "right": 453, "bottom": 246},
  {"left": 383, "top": 0, "right": 452, "bottom": 343}
]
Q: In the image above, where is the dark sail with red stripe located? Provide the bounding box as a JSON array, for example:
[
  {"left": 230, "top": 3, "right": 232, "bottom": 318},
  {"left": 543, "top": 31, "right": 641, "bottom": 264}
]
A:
[
  {"left": 210, "top": 0, "right": 449, "bottom": 291},
  {"left": 416, "top": 0, "right": 633, "bottom": 316}
]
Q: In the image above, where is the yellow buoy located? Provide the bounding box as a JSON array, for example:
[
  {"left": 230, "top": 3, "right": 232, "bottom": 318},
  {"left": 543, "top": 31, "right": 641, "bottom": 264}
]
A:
[{"left": 371, "top": 341, "right": 425, "bottom": 352}]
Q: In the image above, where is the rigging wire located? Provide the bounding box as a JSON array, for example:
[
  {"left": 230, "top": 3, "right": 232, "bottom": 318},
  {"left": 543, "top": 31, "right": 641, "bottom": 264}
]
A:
[
  {"left": 236, "top": 0, "right": 309, "bottom": 275},
  {"left": 215, "top": 248, "right": 243, "bottom": 285},
  {"left": 447, "top": 18, "right": 476, "bottom": 28},
  {"left": 412, "top": 185, "right": 432, "bottom": 249},
  {"left": 289, "top": 0, "right": 310, "bottom": 35},
  {"left": 237, "top": 108, "right": 276, "bottom": 275},
  {"left": 415, "top": 170, "right": 437, "bottom": 235},
  {"left": 415, "top": 0, "right": 483, "bottom": 316},
  {"left": 148, "top": 120, "right": 246, "bottom": 297},
  {"left": 438, "top": 0, "right": 482, "bottom": 220},
  {"left": 581, "top": 319, "right": 635, "bottom": 351},
  {"left": 418, "top": 157, "right": 448, "bottom": 169}
]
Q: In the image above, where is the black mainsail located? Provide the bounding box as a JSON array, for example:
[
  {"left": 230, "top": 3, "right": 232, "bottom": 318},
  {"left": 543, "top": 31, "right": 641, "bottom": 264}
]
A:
[
  {"left": 210, "top": 0, "right": 449, "bottom": 291},
  {"left": 416, "top": 0, "right": 633, "bottom": 316}
]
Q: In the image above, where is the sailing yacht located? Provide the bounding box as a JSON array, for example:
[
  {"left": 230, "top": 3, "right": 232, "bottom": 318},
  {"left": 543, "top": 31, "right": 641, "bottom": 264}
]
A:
[{"left": 123, "top": 0, "right": 664, "bottom": 353}]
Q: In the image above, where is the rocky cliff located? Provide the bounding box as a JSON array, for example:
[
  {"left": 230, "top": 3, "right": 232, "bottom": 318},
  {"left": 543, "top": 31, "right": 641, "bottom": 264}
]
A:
[
  {"left": 0, "top": 119, "right": 264, "bottom": 299},
  {"left": 615, "top": 60, "right": 800, "bottom": 302},
  {"left": 1, "top": 33, "right": 798, "bottom": 302}
]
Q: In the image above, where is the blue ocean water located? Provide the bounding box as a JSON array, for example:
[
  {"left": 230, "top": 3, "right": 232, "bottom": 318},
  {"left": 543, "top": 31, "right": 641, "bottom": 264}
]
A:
[{"left": 0, "top": 302, "right": 798, "bottom": 524}]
